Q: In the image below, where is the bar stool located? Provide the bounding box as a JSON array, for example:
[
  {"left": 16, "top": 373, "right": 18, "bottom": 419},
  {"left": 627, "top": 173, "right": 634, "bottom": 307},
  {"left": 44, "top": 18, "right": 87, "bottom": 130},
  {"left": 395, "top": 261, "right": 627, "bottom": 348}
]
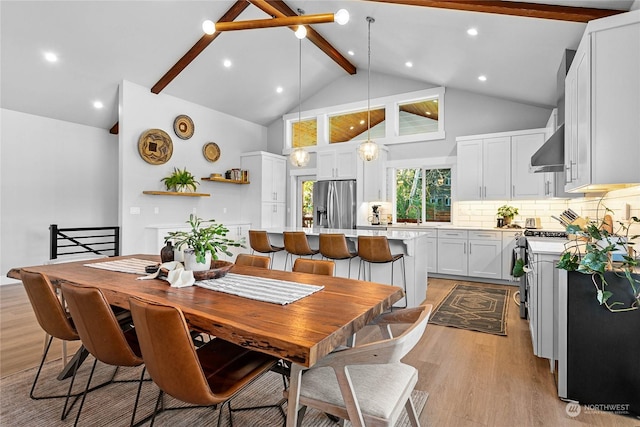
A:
[
  {"left": 283, "top": 231, "right": 319, "bottom": 271},
  {"left": 319, "top": 233, "right": 358, "bottom": 278},
  {"left": 357, "top": 236, "right": 407, "bottom": 308},
  {"left": 249, "top": 230, "right": 284, "bottom": 269}
]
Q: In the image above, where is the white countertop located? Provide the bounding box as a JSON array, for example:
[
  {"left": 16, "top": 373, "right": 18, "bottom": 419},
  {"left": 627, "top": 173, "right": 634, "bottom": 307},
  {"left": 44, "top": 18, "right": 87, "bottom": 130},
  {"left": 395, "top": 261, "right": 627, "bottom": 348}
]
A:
[
  {"left": 264, "top": 227, "right": 428, "bottom": 240},
  {"left": 527, "top": 237, "right": 570, "bottom": 255}
]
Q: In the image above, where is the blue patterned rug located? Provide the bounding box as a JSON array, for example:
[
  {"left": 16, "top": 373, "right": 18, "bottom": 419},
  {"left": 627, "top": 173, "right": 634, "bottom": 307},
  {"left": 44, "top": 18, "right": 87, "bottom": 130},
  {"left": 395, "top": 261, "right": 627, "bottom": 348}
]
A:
[{"left": 430, "top": 284, "right": 509, "bottom": 336}]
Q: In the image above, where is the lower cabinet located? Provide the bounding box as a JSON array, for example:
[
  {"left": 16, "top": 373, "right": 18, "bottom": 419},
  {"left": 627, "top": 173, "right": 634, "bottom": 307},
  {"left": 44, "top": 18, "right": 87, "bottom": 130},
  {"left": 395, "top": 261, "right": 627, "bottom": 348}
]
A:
[
  {"left": 260, "top": 203, "right": 286, "bottom": 229},
  {"left": 424, "top": 229, "right": 437, "bottom": 273},
  {"left": 218, "top": 223, "right": 251, "bottom": 261},
  {"left": 436, "top": 229, "right": 503, "bottom": 279}
]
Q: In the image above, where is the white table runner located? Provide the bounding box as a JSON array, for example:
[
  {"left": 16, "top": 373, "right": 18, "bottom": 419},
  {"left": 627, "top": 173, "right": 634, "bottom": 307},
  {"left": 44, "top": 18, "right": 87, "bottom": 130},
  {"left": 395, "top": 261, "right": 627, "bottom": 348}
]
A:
[
  {"left": 84, "top": 258, "right": 152, "bottom": 275},
  {"left": 196, "top": 273, "right": 324, "bottom": 305}
]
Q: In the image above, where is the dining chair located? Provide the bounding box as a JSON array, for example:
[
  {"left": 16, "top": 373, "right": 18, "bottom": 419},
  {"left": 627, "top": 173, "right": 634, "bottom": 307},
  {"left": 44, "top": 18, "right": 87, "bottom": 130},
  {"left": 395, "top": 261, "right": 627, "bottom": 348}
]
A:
[
  {"left": 292, "top": 258, "right": 335, "bottom": 276},
  {"left": 20, "top": 270, "right": 83, "bottom": 420},
  {"left": 319, "top": 233, "right": 358, "bottom": 278},
  {"left": 60, "top": 283, "right": 146, "bottom": 427},
  {"left": 291, "top": 304, "right": 433, "bottom": 427},
  {"left": 235, "top": 253, "right": 270, "bottom": 269},
  {"left": 128, "top": 296, "right": 280, "bottom": 426},
  {"left": 248, "top": 230, "right": 284, "bottom": 269},
  {"left": 358, "top": 235, "right": 407, "bottom": 308},
  {"left": 283, "top": 231, "right": 320, "bottom": 271}
]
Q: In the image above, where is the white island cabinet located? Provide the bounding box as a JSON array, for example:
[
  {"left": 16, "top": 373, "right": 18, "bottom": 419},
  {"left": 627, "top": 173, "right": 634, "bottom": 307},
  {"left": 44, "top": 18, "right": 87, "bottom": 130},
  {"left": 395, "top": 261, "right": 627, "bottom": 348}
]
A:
[{"left": 263, "top": 227, "right": 429, "bottom": 308}]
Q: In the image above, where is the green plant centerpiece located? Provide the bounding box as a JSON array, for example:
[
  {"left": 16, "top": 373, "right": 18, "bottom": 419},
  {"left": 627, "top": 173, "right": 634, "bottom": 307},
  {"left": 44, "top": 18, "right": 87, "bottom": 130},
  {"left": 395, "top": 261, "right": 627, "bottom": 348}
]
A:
[
  {"left": 557, "top": 208, "right": 639, "bottom": 312},
  {"left": 164, "top": 214, "right": 245, "bottom": 271},
  {"left": 497, "top": 205, "right": 519, "bottom": 225},
  {"left": 161, "top": 167, "right": 199, "bottom": 192}
]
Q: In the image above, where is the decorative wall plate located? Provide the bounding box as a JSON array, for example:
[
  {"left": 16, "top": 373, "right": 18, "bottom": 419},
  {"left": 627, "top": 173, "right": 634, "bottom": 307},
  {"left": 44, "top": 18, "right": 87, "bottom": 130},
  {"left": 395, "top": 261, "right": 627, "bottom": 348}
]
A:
[
  {"left": 203, "top": 142, "right": 221, "bottom": 162},
  {"left": 138, "top": 129, "right": 173, "bottom": 165},
  {"left": 173, "top": 115, "right": 194, "bottom": 139}
]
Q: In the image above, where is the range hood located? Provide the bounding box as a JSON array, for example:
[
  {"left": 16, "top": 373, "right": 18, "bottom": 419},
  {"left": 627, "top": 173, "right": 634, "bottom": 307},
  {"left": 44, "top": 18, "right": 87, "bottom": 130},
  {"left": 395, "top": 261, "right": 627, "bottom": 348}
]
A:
[{"left": 530, "top": 124, "right": 564, "bottom": 173}]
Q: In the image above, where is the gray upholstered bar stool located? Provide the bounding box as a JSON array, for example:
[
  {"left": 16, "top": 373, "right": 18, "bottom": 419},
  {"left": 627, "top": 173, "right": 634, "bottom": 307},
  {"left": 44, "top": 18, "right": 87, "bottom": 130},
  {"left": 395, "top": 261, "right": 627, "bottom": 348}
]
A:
[
  {"left": 283, "top": 231, "right": 319, "bottom": 271},
  {"left": 357, "top": 235, "right": 407, "bottom": 308},
  {"left": 318, "top": 233, "right": 358, "bottom": 278},
  {"left": 248, "top": 230, "right": 284, "bottom": 269}
]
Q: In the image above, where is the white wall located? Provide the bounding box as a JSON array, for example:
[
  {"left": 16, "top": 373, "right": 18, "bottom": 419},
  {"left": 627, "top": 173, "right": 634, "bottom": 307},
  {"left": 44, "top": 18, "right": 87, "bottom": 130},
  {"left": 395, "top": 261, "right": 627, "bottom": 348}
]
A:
[
  {"left": 1, "top": 109, "right": 118, "bottom": 284},
  {"left": 118, "top": 81, "right": 267, "bottom": 255}
]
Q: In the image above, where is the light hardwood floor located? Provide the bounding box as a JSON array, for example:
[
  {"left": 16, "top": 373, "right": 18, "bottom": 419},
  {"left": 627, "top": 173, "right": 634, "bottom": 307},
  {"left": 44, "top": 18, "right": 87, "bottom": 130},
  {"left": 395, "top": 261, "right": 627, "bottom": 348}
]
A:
[{"left": 0, "top": 278, "right": 637, "bottom": 426}]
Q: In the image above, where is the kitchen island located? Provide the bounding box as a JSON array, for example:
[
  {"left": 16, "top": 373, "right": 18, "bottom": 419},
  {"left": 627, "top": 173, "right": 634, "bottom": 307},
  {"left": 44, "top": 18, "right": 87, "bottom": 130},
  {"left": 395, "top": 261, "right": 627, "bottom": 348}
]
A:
[{"left": 263, "top": 227, "right": 429, "bottom": 308}]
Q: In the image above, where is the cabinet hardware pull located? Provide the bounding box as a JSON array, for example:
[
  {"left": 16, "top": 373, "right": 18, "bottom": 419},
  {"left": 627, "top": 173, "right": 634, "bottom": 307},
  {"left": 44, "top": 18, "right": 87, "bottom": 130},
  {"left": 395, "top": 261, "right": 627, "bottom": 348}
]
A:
[
  {"left": 512, "top": 185, "right": 515, "bottom": 197},
  {"left": 469, "top": 243, "right": 471, "bottom": 254},
  {"left": 479, "top": 186, "right": 482, "bottom": 198}
]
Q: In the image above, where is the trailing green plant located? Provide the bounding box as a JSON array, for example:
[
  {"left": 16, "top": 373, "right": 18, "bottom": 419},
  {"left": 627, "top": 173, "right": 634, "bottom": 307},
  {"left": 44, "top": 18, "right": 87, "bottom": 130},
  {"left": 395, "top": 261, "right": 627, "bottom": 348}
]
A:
[
  {"left": 164, "top": 214, "right": 245, "bottom": 264},
  {"left": 497, "top": 205, "right": 519, "bottom": 219},
  {"left": 161, "top": 167, "right": 199, "bottom": 192},
  {"left": 557, "top": 206, "right": 639, "bottom": 313}
]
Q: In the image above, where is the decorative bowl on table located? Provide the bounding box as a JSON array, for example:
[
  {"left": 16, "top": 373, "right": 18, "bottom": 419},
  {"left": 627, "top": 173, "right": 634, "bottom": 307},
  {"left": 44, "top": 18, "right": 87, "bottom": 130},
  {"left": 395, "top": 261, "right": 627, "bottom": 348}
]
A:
[{"left": 192, "top": 260, "right": 234, "bottom": 281}]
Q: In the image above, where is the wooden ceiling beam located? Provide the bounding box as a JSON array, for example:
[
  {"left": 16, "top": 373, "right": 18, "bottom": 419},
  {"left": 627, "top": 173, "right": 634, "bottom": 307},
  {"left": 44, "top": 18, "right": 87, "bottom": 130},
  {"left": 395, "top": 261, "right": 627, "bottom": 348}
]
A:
[
  {"left": 365, "top": 0, "right": 624, "bottom": 23},
  {"left": 214, "top": 13, "right": 336, "bottom": 32},
  {"left": 250, "top": 0, "right": 356, "bottom": 75}
]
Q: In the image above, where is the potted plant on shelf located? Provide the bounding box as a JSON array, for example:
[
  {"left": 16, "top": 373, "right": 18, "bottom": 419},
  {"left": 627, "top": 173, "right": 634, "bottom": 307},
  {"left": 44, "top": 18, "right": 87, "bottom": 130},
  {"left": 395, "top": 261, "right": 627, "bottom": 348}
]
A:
[
  {"left": 164, "top": 214, "right": 245, "bottom": 272},
  {"left": 161, "top": 167, "right": 199, "bottom": 192},
  {"left": 497, "top": 205, "right": 519, "bottom": 225}
]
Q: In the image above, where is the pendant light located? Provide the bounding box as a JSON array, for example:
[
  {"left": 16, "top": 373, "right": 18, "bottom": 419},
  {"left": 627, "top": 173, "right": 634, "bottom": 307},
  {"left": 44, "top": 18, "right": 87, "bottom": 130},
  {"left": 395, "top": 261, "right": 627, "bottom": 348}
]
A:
[
  {"left": 358, "top": 16, "right": 379, "bottom": 162},
  {"left": 289, "top": 13, "right": 310, "bottom": 168}
]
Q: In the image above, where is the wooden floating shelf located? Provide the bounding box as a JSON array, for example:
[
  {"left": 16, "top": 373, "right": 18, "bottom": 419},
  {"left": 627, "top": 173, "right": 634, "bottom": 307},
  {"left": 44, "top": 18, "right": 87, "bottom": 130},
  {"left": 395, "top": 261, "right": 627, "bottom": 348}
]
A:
[
  {"left": 142, "top": 191, "right": 210, "bottom": 197},
  {"left": 201, "top": 177, "right": 250, "bottom": 185}
]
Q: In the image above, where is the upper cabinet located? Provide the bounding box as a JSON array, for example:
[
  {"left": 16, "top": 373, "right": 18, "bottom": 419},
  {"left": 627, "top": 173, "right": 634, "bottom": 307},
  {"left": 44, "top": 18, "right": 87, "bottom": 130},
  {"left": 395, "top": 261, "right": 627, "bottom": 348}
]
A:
[
  {"left": 240, "top": 151, "right": 287, "bottom": 228},
  {"left": 564, "top": 11, "right": 640, "bottom": 193},
  {"left": 317, "top": 148, "right": 357, "bottom": 181},
  {"left": 457, "top": 129, "right": 548, "bottom": 201}
]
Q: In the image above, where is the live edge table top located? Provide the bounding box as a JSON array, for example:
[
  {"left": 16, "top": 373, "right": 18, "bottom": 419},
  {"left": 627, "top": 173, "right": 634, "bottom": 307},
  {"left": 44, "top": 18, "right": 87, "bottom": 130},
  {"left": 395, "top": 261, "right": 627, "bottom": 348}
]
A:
[{"left": 8, "top": 254, "right": 403, "bottom": 368}]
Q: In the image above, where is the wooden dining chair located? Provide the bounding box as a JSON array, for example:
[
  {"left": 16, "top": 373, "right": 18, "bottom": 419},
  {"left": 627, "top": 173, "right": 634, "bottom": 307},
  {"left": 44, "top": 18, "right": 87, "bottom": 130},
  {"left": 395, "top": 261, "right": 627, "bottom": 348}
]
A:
[
  {"left": 128, "top": 296, "right": 280, "bottom": 426},
  {"left": 283, "top": 231, "right": 320, "bottom": 271},
  {"left": 60, "top": 283, "right": 146, "bottom": 427},
  {"left": 292, "top": 258, "right": 335, "bottom": 276},
  {"left": 20, "top": 270, "right": 83, "bottom": 420},
  {"left": 235, "top": 253, "right": 270, "bottom": 269},
  {"left": 290, "top": 304, "right": 433, "bottom": 427},
  {"left": 248, "top": 230, "right": 284, "bottom": 268}
]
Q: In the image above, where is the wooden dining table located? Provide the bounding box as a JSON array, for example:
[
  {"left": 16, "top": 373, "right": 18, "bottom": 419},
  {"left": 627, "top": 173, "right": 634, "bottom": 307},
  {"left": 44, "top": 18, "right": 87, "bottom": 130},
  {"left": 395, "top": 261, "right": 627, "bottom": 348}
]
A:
[{"left": 8, "top": 254, "right": 403, "bottom": 426}]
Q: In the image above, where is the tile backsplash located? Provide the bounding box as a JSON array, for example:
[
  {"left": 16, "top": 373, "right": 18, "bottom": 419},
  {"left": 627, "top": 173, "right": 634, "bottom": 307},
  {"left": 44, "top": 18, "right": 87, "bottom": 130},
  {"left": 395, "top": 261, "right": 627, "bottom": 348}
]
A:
[{"left": 454, "top": 186, "right": 640, "bottom": 241}]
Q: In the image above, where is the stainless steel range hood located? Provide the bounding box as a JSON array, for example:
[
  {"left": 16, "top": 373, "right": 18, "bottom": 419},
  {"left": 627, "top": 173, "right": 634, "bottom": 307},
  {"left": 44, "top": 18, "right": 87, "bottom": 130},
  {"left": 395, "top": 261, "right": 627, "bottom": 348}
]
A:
[{"left": 530, "top": 124, "right": 564, "bottom": 173}]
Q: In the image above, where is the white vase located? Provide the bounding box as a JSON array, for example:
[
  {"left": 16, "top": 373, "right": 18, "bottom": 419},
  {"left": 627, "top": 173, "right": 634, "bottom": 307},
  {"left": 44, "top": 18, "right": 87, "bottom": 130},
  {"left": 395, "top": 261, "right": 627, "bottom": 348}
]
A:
[{"left": 184, "top": 249, "right": 211, "bottom": 272}]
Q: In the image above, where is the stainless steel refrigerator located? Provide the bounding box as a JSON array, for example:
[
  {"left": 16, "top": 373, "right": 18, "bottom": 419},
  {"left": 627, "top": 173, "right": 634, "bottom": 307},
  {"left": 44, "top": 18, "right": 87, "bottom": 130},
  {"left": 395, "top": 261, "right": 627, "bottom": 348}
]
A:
[{"left": 313, "top": 180, "right": 357, "bottom": 229}]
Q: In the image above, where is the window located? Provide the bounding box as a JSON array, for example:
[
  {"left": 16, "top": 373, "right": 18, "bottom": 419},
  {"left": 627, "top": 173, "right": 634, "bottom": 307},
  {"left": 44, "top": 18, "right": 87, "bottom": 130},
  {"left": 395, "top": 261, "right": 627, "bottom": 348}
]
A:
[
  {"left": 328, "top": 107, "right": 385, "bottom": 144},
  {"left": 292, "top": 118, "right": 317, "bottom": 147},
  {"left": 395, "top": 168, "right": 451, "bottom": 223},
  {"left": 398, "top": 98, "right": 439, "bottom": 136}
]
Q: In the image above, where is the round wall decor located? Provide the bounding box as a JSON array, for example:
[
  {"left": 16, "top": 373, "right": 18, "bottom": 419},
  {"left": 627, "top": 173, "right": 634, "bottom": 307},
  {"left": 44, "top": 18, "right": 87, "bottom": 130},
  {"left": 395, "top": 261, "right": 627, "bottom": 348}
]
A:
[
  {"left": 138, "top": 129, "right": 173, "bottom": 165},
  {"left": 203, "top": 142, "right": 221, "bottom": 162},
  {"left": 173, "top": 115, "right": 194, "bottom": 139}
]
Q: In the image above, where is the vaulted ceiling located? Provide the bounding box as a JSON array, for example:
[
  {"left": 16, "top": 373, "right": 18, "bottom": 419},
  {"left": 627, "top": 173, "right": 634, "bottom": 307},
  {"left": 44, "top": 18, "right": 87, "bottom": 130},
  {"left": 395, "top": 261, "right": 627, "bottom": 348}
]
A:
[{"left": 0, "top": 1, "right": 633, "bottom": 132}]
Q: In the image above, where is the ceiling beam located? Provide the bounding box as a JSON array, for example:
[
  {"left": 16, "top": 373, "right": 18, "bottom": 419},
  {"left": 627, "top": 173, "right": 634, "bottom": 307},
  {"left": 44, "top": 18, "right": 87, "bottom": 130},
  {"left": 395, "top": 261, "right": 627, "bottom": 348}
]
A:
[
  {"left": 109, "top": 1, "right": 249, "bottom": 134},
  {"left": 213, "top": 13, "right": 337, "bottom": 32},
  {"left": 364, "top": 0, "right": 624, "bottom": 23},
  {"left": 250, "top": 0, "right": 357, "bottom": 75}
]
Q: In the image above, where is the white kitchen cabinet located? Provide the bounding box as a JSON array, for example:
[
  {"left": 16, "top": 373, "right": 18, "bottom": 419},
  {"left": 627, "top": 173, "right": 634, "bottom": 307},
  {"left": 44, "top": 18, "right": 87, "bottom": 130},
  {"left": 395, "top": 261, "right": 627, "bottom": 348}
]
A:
[
  {"left": 564, "top": 11, "right": 640, "bottom": 192},
  {"left": 216, "top": 223, "right": 251, "bottom": 261},
  {"left": 422, "top": 229, "right": 437, "bottom": 273},
  {"left": 361, "top": 148, "right": 388, "bottom": 202},
  {"left": 511, "top": 133, "right": 546, "bottom": 199},
  {"left": 457, "top": 130, "right": 551, "bottom": 201},
  {"left": 436, "top": 229, "right": 468, "bottom": 275},
  {"left": 468, "top": 231, "right": 502, "bottom": 279},
  {"left": 240, "top": 151, "right": 287, "bottom": 228},
  {"left": 457, "top": 138, "right": 510, "bottom": 200},
  {"left": 317, "top": 148, "right": 357, "bottom": 181}
]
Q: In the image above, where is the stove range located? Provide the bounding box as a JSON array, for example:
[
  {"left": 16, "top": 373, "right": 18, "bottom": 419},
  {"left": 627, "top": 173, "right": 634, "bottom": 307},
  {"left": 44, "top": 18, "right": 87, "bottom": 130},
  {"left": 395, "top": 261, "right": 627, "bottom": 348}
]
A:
[{"left": 524, "top": 229, "right": 567, "bottom": 238}]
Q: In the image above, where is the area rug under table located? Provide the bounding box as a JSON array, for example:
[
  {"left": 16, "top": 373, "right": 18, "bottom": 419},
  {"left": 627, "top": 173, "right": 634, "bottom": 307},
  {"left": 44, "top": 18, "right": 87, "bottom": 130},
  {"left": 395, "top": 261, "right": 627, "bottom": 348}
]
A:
[
  {"left": 430, "top": 284, "right": 510, "bottom": 336},
  {"left": 0, "top": 356, "right": 428, "bottom": 426}
]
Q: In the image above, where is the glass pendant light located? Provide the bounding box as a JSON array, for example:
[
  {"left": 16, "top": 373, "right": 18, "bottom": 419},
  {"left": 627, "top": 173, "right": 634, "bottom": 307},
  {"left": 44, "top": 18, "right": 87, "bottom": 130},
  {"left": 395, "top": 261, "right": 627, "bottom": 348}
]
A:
[
  {"left": 358, "top": 16, "right": 379, "bottom": 162},
  {"left": 290, "top": 24, "right": 310, "bottom": 168}
]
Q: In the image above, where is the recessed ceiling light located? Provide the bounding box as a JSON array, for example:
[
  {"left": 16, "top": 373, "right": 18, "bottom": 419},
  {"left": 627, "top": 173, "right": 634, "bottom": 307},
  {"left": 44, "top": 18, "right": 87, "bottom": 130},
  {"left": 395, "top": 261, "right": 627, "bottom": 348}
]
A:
[
  {"left": 44, "top": 52, "right": 58, "bottom": 63},
  {"left": 359, "top": 119, "right": 365, "bottom": 125},
  {"left": 478, "top": 75, "right": 487, "bottom": 82},
  {"left": 347, "top": 50, "right": 355, "bottom": 56},
  {"left": 276, "top": 86, "right": 283, "bottom": 94},
  {"left": 350, "top": 126, "right": 354, "bottom": 130},
  {"left": 426, "top": 111, "right": 431, "bottom": 115},
  {"left": 223, "top": 59, "right": 232, "bottom": 68},
  {"left": 93, "top": 101, "right": 104, "bottom": 109},
  {"left": 467, "top": 28, "right": 478, "bottom": 36},
  {"left": 405, "top": 61, "right": 413, "bottom": 68}
]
